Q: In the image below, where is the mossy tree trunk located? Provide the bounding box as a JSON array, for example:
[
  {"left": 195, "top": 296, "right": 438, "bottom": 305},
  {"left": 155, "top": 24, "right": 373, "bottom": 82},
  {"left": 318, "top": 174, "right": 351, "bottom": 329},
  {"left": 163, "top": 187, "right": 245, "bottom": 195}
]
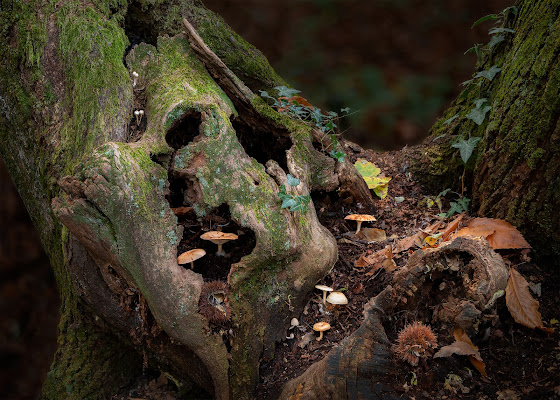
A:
[
  {"left": 0, "top": 1, "right": 558, "bottom": 400},
  {"left": 404, "top": 0, "right": 560, "bottom": 261}
]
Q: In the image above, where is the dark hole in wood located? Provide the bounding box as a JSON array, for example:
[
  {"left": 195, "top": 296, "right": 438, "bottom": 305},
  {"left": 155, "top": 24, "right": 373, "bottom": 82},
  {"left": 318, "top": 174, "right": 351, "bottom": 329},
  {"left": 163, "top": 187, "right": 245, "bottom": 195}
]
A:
[
  {"left": 123, "top": 1, "right": 158, "bottom": 52},
  {"left": 231, "top": 117, "right": 291, "bottom": 172},
  {"left": 176, "top": 204, "right": 256, "bottom": 282},
  {"left": 165, "top": 111, "right": 202, "bottom": 150},
  {"left": 166, "top": 175, "right": 188, "bottom": 208}
]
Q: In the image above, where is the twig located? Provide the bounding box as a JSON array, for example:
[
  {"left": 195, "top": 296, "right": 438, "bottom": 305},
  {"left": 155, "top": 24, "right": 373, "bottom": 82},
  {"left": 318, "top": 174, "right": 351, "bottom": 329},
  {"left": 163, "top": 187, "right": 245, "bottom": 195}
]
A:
[{"left": 182, "top": 18, "right": 255, "bottom": 109}]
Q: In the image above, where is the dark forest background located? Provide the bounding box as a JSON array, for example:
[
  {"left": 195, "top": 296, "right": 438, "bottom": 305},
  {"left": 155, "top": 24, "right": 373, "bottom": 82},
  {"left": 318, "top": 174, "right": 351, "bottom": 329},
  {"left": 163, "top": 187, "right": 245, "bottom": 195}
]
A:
[{"left": 0, "top": 1, "right": 512, "bottom": 398}]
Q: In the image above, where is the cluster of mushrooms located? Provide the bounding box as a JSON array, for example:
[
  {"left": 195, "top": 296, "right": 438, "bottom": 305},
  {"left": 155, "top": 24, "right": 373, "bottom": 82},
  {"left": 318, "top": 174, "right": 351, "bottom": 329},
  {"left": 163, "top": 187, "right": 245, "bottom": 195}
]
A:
[
  {"left": 176, "top": 231, "right": 239, "bottom": 269},
  {"left": 300, "top": 214, "right": 376, "bottom": 342},
  {"left": 303, "top": 284, "right": 349, "bottom": 342}
]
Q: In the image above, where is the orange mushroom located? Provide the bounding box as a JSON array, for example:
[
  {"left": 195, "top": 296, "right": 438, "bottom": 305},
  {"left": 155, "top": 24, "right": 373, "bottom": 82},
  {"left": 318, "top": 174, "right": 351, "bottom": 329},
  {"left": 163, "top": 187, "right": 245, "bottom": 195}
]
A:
[
  {"left": 200, "top": 231, "right": 238, "bottom": 256},
  {"left": 177, "top": 249, "right": 206, "bottom": 269},
  {"left": 344, "top": 214, "right": 376, "bottom": 234}
]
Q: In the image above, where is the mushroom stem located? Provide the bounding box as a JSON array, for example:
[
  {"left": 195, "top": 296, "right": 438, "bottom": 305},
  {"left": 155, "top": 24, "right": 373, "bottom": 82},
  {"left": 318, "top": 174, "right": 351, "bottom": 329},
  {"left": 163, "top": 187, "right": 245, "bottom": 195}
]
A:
[
  {"left": 316, "top": 331, "right": 324, "bottom": 341},
  {"left": 190, "top": 261, "right": 194, "bottom": 269},
  {"left": 322, "top": 291, "right": 327, "bottom": 304},
  {"left": 216, "top": 243, "right": 225, "bottom": 256},
  {"left": 355, "top": 221, "right": 363, "bottom": 234}
]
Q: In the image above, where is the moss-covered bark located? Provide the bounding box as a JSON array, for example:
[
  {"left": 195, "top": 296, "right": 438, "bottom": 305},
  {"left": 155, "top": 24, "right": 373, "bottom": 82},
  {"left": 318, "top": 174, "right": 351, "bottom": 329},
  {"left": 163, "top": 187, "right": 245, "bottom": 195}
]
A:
[
  {"left": 2, "top": 0, "right": 559, "bottom": 399},
  {"left": 404, "top": 0, "right": 560, "bottom": 261}
]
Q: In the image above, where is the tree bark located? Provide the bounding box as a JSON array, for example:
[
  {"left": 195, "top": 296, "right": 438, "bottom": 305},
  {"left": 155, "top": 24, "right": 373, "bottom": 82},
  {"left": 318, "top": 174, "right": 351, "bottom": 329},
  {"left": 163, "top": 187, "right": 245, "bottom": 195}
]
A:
[
  {"left": 0, "top": 1, "right": 557, "bottom": 399},
  {"left": 402, "top": 0, "right": 560, "bottom": 261}
]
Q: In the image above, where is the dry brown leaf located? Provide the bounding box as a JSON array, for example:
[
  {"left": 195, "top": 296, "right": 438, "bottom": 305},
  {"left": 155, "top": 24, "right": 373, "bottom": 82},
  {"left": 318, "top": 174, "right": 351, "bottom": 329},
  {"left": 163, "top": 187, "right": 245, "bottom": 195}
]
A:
[
  {"left": 441, "top": 213, "right": 464, "bottom": 242},
  {"left": 171, "top": 206, "right": 193, "bottom": 216},
  {"left": 453, "top": 327, "right": 475, "bottom": 347},
  {"left": 434, "top": 340, "right": 487, "bottom": 375},
  {"left": 505, "top": 268, "right": 553, "bottom": 333},
  {"left": 382, "top": 258, "right": 397, "bottom": 272},
  {"left": 454, "top": 218, "right": 530, "bottom": 249},
  {"left": 394, "top": 231, "right": 429, "bottom": 253},
  {"left": 355, "top": 249, "right": 386, "bottom": 268},
  {"left": 453, "top": 328, "right": 487, "bottom": 376},
  {"left": 434, "top": 341, "right": 480, "bottom": 359},
  {"left": 356, "top": 227, "right": 387, "bottom": 242}
]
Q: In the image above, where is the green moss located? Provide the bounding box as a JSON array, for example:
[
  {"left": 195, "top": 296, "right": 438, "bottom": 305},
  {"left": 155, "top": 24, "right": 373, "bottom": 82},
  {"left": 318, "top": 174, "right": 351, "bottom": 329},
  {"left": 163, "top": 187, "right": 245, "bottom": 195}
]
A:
[
  {"left": 527, "top": 147, "right": 546, "bottom": 169},
  {"left": 56, "top": 4, "right": 130, "bottom": 160}
]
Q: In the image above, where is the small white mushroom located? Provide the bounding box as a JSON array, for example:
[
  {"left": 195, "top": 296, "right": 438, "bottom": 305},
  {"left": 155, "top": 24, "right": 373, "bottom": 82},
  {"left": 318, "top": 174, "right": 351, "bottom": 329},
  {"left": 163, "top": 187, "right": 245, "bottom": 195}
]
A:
[
  {"left": 289, "top": 317, "right": 299, "bottom": 330},
  {"left": 134, "top": 110, "right": 140, "bottom": 125},
  {"left": 132, "top": 71, "right": 139, "bottom": 87},
  {"left": 315, "top": 284, "right": 333, "bottom": 305}
]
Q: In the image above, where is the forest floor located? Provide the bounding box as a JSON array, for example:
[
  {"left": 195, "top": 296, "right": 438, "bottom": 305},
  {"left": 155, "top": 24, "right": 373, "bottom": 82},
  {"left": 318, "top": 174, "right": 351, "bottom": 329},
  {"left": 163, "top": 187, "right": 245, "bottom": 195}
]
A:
[
  {"left": 2, "top": 146, "right": 559, "bottom": 400},
  {"left": 108, "top": 147, "right": 560, "bottom": 400}
]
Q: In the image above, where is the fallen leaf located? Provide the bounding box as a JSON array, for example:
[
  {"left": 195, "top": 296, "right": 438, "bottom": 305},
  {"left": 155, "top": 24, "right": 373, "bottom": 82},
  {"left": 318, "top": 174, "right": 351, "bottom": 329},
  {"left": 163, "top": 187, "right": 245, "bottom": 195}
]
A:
[
  {"left": 424, "top": 232, "right": 442, "bottom": 248},
  {"left": 171, "top": 206, "right": 193, "bottom": 216},
  {"left": 354, "top": 158, "right": 392, "bottom": 199},
  {"left": 441, "top": 213, "right": 464, "bottom": 242},
  {"left": 354, "top": 249, "right": 386, "bottom": 268},
  {"left": 354, "top": 253, "right": 371, "bottom": 268},
  {"left": 434, "top": 340, "right": 480, "bottom": 359},
  {"left": 394, "top": 231, "right": 429, "bottom": 253},
  {"left": 454, "top": 218, "right": 530, "bottom": 249},
  {"left": 453, "top": 328, "right": 487, "bottom": 376},
  {"left": 505, "top": 268, "right": 554, "bottom": 333},
  {"left": 356, "top": 227, "right": 387, "bottom": 242},
  {"left": 496, "top": 389, "right": 520, "bottom": 400}
]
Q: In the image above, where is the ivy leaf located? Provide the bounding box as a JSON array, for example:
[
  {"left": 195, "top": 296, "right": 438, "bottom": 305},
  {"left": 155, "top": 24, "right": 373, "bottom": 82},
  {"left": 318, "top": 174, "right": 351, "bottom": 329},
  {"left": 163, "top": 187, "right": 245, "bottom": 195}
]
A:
[
  {"left": 259, "top": 90, "right": 273, "bottom": 100},
  {"left": 472, "top": 14, "right": 498, "bottom": 29},
  {"left": 444, "top": 114, "right": 459, "bottom": 125},
  {"left": 488, "top": 34, "right": 505, "bottom": 49},
  {"left": 281, "top": 198, "right": 297, "bottom": 209},
  {"left": 340, "top": 107, "right": 350, "bottom": 114},
  {"left": 474, "top": 65, "right": 502, "bottom": 81},
  {"left": 452, "top": 137, "right": 481, "bottom": 163},
  {"left": 445, "top": 198, "right": 470, "bottom": 217},
  {"left": 329, "top": 149, "right": 346, "bottom": 163},
  {"left": 286, "top": 174, "right": 300, "bottom": 186},
  {"left": 464, "top": 43, "right": 484, "bottom": 63},
  {"left": 274, "top": 86, "right": 300, "bottom": 98},
  {"left": 466, "top": 99, "right": 491, "bottom": 125},
  {"left": 489, "top": 27, "right": 515, "bottom": 35}
]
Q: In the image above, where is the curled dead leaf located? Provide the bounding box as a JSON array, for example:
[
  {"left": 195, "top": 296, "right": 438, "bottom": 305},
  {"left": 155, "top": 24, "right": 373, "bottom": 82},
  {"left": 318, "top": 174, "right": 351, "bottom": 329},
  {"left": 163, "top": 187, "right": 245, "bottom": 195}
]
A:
[
  {"left": 434, "top": 329, "right": 487, "bottom": 376},
  {"left": 505, "top": 268, "right": 553, "bottom": 333},
  {"left": 454, "top": 218, "right": 530, "bottom": 249}
]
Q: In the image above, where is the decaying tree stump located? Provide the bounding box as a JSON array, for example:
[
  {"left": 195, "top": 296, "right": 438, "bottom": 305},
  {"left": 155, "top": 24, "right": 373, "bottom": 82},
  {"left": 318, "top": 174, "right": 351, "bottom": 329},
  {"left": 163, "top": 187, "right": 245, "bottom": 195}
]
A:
[{"left": 279, "top": 236, "right": 508, "bottom": 400}]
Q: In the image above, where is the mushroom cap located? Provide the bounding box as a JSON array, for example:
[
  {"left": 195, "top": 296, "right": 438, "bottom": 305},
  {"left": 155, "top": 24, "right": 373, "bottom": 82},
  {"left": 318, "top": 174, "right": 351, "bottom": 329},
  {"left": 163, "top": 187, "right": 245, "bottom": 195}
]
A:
[
  {"left": 134, "top": 110, "right": 140, "bottom": 115},
  {"left": 132, "top": 71, "right": 139, "bottom": 77},
  {"left": 326, "top": 291, "right": 348, "bottom": 305},
  {"left": 344, "top": 214, "right": 376, "bottom": 222},
  {"left": 290, "top": 317, "right": 299, "bottom": 327},
  {"left": 313, "top": 322, "right": 331, "bottom": 332},
  {"left": 315, "top": 284, "right": 333, "bottom": 292},
  {"left": 177, "top": 248, "right": 206, "bottom": 264},
  {"left": 200, "top": 231, "right": 239, "bottom": 245}
]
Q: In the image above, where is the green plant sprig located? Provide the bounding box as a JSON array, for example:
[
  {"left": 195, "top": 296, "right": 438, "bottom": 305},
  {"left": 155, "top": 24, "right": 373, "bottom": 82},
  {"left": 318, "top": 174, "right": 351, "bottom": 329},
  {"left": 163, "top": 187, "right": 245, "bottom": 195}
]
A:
[
  {"left": 277, "top": 174, "right": 311, "bottom": 213},
  {"left": 260, "top": 86, "right": 350, "bottom": 163}
]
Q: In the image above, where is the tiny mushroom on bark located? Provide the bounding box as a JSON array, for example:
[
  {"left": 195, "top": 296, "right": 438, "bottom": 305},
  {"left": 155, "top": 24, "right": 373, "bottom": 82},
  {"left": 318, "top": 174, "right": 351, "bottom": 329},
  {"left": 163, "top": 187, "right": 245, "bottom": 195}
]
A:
[
  {"left": 313, "top": 322, "right": 331, "bottom": 341},
  {"left": 315, "top": 284, "right": 333, "bottom": 304},
  {"left": 134, "top": 110, "right": 140, "bottom": 125},
  {"left": 132, "top": 71, "right": 139, "bottom": 87},
  {"left": 344, "top": 214, "right": 377, "bottom": 234},
  {"left": 177, "top": 248, "right": 206, "bottom": 269},
  {"left": 200, "top": 231, "right": 238, "bottom": 256}
]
